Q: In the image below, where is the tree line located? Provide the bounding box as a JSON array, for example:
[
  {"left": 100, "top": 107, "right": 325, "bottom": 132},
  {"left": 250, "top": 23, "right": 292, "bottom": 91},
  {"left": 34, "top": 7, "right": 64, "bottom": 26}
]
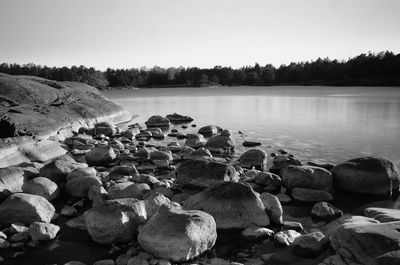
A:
[{"left": 1, "top": 51, "right": 399, "bottom": 89}]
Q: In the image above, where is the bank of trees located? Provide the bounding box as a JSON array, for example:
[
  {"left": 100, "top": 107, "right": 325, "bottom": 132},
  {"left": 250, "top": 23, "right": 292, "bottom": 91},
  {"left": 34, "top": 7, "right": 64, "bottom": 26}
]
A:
[{"left": 1, "top": 51, "right": 399, "bottom": 89}]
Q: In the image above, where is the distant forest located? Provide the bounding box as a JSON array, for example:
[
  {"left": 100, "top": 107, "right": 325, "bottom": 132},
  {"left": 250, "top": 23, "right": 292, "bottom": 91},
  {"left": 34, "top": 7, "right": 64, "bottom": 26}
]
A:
[{"left": 1, "top": 51, "right": 399, "bottom": 89}]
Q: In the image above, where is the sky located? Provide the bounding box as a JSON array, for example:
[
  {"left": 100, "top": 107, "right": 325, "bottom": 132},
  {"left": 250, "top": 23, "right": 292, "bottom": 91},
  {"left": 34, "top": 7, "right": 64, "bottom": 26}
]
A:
[{"left": 0, "top": 0, "right": 399, "bottom": 70}]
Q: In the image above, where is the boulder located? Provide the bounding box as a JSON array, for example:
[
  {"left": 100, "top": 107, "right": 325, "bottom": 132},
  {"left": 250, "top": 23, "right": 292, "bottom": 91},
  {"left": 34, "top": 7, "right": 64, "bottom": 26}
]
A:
[
  {"left": 274, "top": 230, "right": 301, "bottom": 247},
  {"left": 39, "top": 155, "right": 87, "bottom": 183},
  {"left": 165, "top": 113, "right": 193, "bottom": 123},
  {"left": 260, "top": 192, "right": 283, "bottom": 224},
  {"left": 364, "top": 207, "right": 400, "bottom": 223},
  {"left": 145, "top": 115, "right": 170, "bottom": 127},
  {"left": 85, "top": 146, "right": 116, "bottom": 166},
  {"left": 291, "top": 187, "right": 333, "bottom": 202},
  {"left": 198, "top": 125, "right": 221, "bottom": 136},
  {"left": 320, "top": 214, "right": 380, "bottom": 237},
  {"left": 138, "top": 204, "right": 217, "bottom": 262},
  {"left": 189, "top": 147, "right": 213, "bottom": 160},
  {"left": 281, "top": 165, "right": 332, "bottom": 191},
  {"left": 184, "top": 133, "right": 205, "bottom": 149},
  {"left": 238, "top": 149, "right": 267, "bottom": 170},
  {"left": 175, "top": 159, "right": 238, "bottom": 189},
  {"left": 331, "top": 157, "right": 400, "bottom": 196},
  {"left": 84, "top": 203, "right": 144, "bottom": 244},
  {"left": 376, "top": 250, "right": 400, "bottom": 265},
  {"left": 108, "top": 182, "right": 151, "bottom": 199},
  {"left": 143, "top": 192, "right": 171, "bottom": 219},
  {"left": 254, "top": 171, "right": 282, "bottom": 192},
  {"left": 311, "top": 201, "right": 343, "bottom": 221},
  {"left": 292, "top": 231, "right": 327, "bottom": 258},
  {"left": 66, "top": 167, "right": 102, "bottom": 198},
  {"left": 204, "top": 130, "right": 235, "bottom": 153},
  {"left": 0, "top": 167, "right": 27, "bottom": 199},
  {"left": 29, "top": 222, "right": 60, "bottom": 241},
  {"left": 0, "top": 193, "right": 55, "bottom": 225},
  {"left": 330, "top": 221, "right": 400, "bottom": 265},
  {"left": 22, "top": 176, "right": 59, "bottom": 201},
  {"left": 270, "top": 156, "right": 302, "bottom": 174},
  {"left": 183, "top": 182, "right": 269, "bottom": 229},
  {"left": 93, "top": 122, "right": 116, "bottom": 137}
]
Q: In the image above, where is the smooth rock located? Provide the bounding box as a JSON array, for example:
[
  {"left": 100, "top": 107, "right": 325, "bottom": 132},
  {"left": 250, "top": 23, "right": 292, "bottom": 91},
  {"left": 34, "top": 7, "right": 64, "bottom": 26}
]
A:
[
  {"left": 242, "top": 141, "right": 261, "bottom": 147},
  {"left": 138, "top": 204, "right": 217, "bottom": 262},
  {"left": 66, "top": 167, "right": 102, "bottom": 197},
  {"left": 282, "top": 165, "right": 332, "bottom": 191},
  {"left": 238, "top": 149, "right": 267, "bottom": 170},
  {"left": 204, "top": 132, "right": 235, "bottom": 153},
  {"left": 85, "top": 146, "right": 116, "bottom": 167},
  {"left": 260, "top": 192, "right": 283, "bottom": 224},
  {"left": 29, "top": 222, "right": 60, "bottom": 241},
  {"left": 145, "top": 115, "right": 170, "bottom": 127},
  {"left": 184, "top": 133, "right": 205, "bottom": 149},
  {"left": 93, "top": 122, "right": 116, "bottom": 137},
  {"left": 22, "top": 176, "right": 59, "bottom": 201},
  {"left": 364, "top": 207, "right": 400, "bottom": 222},
  {"left": 0, "top": 167, "right": 27, "bottom": 199},
  {"left": 108, "top": 182, "right": 151, "bottom": 200},
  {"left": 39, "top": 155, "right": 87, "bottom": 183},
  {"left": 165, "top": 113, "right": 193, "bottom": 123},
  {"left": 198, "top": 125, "right": 220, "bottom": 136},
  {"left": 183, "top": 182, "right": 269, "bottom": 229},
  {"left": 292, "top": 231, "right": 327, "bottom": 258}
]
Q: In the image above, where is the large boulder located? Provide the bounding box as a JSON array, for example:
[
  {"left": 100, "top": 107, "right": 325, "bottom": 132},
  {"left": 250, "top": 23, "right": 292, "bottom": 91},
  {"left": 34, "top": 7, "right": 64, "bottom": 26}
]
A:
[
  {"left": 85, "top": 146, "right": 116, "bottom": 166},
  {"left": 183, "top": 182, "right": 269, "bottom": 229},
  {"left": 0, "top": 167, "right": 27, "bottom": 199},
  {"left": 145, "top": 115, "right": 170, "bottom": 127},
  {"left": 0, "top": 193, "right": 55, "bottom": 225},
  {"left": 84, "top": 203, "right": 144, "bottom": 244},
  {"left": 66, "top": 167, "right": 102, "bottom": 198},
  {"left": 281, "top": 165, "right": 332, "bottom": 191},
  {"left": 330, "top": 221, "right": 400, "bottom": 265},
  {"left": 39, "top": 155, "right": 87, "bottom": 183},
  {"left": 138, "top": 204, "right": 217, "bottom": 262},
  {"left": 204, "top": 130, "right": 235, "bottom": 153},
  {"left": 238, "top": 149, "right": 267, "bottom": 170},
  {"left": 175, "top": 160, "right": 238, "bottom": 189},
  {"left": 331, "top": 157, "right": 400, "bottom": 196},
  {"left": 22, "top": 176, "right": 59, "bottom": 201},
  {"left": 0, "top": 73, "right": 131, "bottom": 139}
]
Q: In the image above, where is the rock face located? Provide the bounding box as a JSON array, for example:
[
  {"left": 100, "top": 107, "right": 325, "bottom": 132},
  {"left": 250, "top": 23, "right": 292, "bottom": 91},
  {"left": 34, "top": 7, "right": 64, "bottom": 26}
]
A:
[
  {"left": 22, "top": 176, "right": 59, "bottom": 201},
  {"left": 175, "top": 160, "right": 238, "bottom": 189},
  {"left": 0, "top": 193, "right": 55, "bottom": 225},
  {"left": 331, "top": 157, "right": 400, "bottom": 196},
  {"left": 138, "top": 204, "right": 217, "bottom": 262},
  {"left": 281, "top": 165, "right": 332, "bottom": 191},
  {"left": 183, "top": 182, "right": 269, "bottom": 229},
  {"left": 0, "top": 167, "right": 27, "bottom": 199},
  {"left": 238, "top": 149, "right": 267, "bottom": 170},
  {"left": 330, "top": 221, "right": 400, "bottom": 265},
  {"left": 0, "top": 73, "right": 131, "bottom": 139}
]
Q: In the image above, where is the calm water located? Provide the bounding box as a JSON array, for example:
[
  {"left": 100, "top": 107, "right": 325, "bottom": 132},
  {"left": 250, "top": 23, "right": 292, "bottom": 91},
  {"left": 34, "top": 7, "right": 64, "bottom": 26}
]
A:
[{"left": 103, "top": 86, "right": 400, "bottom": 168}]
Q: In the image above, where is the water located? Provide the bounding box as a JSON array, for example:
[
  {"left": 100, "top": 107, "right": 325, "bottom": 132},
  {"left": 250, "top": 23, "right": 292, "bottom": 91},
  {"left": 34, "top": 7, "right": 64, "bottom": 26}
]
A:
[{"left": 103, "top": 86, "right": 400, "bottom": 167}]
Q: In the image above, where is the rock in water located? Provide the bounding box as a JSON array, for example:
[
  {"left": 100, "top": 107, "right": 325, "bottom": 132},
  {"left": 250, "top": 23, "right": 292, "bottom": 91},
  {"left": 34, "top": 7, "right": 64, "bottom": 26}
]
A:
[
  {"left": 198, "top": 125, "right": 221, "bottom": 136},
  {"left": 0, "top": 167, "right": 27, "bottom": 199},
  {"left": 238, "top": 149, "right": 267, "bottom": 170},
  {"left": 0, "top": 193, "right": 55, "bottom": 225},
  {"left": 184, "top": 133, "right": 205, "bottom": 149},
  {"left": 281, "top": 165, "right": 332, "bottom": 191},
  {"left": 331, "top": 157, "right": 400, "bottom": 196},
  {"left": 183, "top": 182, "right": 269, "bottom": 229},
  {"left": 22, "top": 176, "right": 59, "bottom": 201},
  {"left": 93, "top": 122, "right": 116, "bottom": 137},
  {"left": 145, "top": 115, "right": 170, "bottom": 127},
  {"left": 29, "top": 222, "right": 60, "bottom": 241},
  {"left": 39, "top": 155, "right": 87, "bottom": 183},
  {"left": 85, "top": 146, "right": 116, "bottom": 166},
  {"left": 175, "top": 160, "right": 238, "bottom": 189},
  {"left": 138, "top": 204, "right": 217, "bottom": 262},
  {"left": 165, "top": 113, "right": 193, "bottom": 123},
  {"left": 66, "top": 167, "right": 102, "bottom": 198},
  {"left": 0, "top": 73, "right": 131, "bottom": 138},
  {"left": 204, "top": 130, "right": 235, "bottom": 153},
  {"left": 330, "top": 221, "right": 400, "bottom": 265}
]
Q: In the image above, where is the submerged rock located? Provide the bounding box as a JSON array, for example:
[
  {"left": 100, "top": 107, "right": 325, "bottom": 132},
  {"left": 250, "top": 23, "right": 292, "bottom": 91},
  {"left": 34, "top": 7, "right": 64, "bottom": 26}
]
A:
[
  {"left": 138, "top": 204, "right": 217, "bottom": 262},
  {"left": 175, "top": 159, "right": 238, "bottom": 189},
  {"left": 183, "top": 182, "right": 269, "bottom": 229},
  {"left": 331, "top": 157, "right": 400, "bottom": 196}
]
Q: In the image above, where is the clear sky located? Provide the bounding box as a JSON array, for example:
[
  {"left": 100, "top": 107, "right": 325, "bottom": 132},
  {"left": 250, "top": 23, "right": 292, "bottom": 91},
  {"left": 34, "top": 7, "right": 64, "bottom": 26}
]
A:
[{"left": 0, "top": 0, "right": 399, "bottom": 70}]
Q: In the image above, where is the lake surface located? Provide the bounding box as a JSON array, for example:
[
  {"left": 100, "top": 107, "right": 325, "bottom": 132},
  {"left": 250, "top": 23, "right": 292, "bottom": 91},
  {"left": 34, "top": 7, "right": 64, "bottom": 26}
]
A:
[{"left": 103, "top": 86, "right": 400, "bottom": 168}]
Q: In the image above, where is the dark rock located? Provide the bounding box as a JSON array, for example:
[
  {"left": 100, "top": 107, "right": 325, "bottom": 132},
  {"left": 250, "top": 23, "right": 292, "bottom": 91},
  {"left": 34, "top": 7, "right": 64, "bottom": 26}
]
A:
[
  {"left": 242, "top": 141, "right": 261, "bottom": 147},
  {"left": 39, "top": 155, "right": 87, "bottom": 183},
  {"left": 165, "top": 113, "right": 193, "bottom": 124},
  {"left": 364, "top": 207, "right": 400, "bottom": 222},
  {"left": 204, "top": 131, "right": 235, "bottom": 154},
  {"left": 307, "top": 161, "right": 335, "bottom": 170},
  {"left": 238, "top": 149, "right": 267, "bottom": 170},
  {"left": 291, "top": 187, "right": 333, "bottom": 202},
  {"left": 292, "top": 231, "right": 327, "bottom": 258},
  {"left": 85, "top": 146, "right": 116, "bottom": 167},
  {"left": 198, "top": 125, "right": 222, "bottom": 136},
  {"left": 145, "top": 115, "right": 170, "bottom": 127},
  {"left": 311, "top": 202, "right": 343, "bottom": 221},
  {"left": 270, "top": 156, "right": 302, "bottom": 174},
  {"left": 281, "top": 165, "right": 332, "bottom": 191}
]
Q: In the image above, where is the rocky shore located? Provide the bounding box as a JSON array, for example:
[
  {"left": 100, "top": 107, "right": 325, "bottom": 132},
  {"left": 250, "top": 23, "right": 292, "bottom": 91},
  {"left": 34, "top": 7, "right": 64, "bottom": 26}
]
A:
[{"left": 0, "top": 76, "right": 400, "bottom": 265}]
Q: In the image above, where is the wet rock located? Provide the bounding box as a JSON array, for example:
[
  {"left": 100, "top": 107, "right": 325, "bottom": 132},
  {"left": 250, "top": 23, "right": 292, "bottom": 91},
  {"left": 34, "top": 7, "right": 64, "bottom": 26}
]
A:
[
  {"left": 29, "top": 222, "right": 60, "bottom": 241},
  {"left": 238, "top": 149, "right": 267, "bottom": 170},
  {"left": 66, "top": 167, "right": 102, "bottom": 198},
  {"left": 364, "top": 207, "right": 400, "bottom": 222},
  {"left": 291, "top": 187, "right": 333, "bottom": 202},
  {"left": 22, "top": 176, "right": 59, "bottom": 201},
  {"left": 165, "top": 113, "right": 193, "bottom": 123},
  {"left": 260, "top": 192, "right": 283, "bottom": 225},
  {"left": 0, "top": 193, "right": 55, "bottom": 225},
  {"left": 311, "top": 202, "right": 343, "bottom": 221},
  {"left": 204, "top": 131, "right": 235, "bottom": 153},
  {"left": 241, "top": 226, "right": 274, "bottom": 242},
  {"left": 274, "top": 230, "right": 301, "bottom": 247},
  {"left": 242, "top": 141, "right": 261, "bottom": 147},
  {"left": 61, "top": 205, "right": 78, "bottom": 216},
  {"left": 331, "top": 157, "right": 400, "bottom": 196},
  {"left": 39, "top": 155, "right": 87, "bottom": 183},
  {"left": 281, "top": 165, "right": 332, "bottom": 191},
  {"left": 270, "top": 156, "right": 302, "bottom": 174},
  {"left": 283, "top": 221, "right": 303, "bottom": 232},
  {"left": 93, "top": 122, "right": 116, "bottom": 137},
  {"left": 138, "top": 204, "right": 217, "bottom": 262},
  {"left": 0, "top": 167, "right": 27, "bottom": 199},
  {"left": 145, "top": 115, "right": 170, "bottom": 127},
  {"left": 184, "top": 182, "right": 269, "bottom": 229},
  {"left": 108, "top": 182, "right": 151, "bottom": 200},
  {"left": 150, "top": 150, "right": 173, "bottom": 167},
  {"left": 184, "top": 133, "right": 205, "bottom": 148},
  {"left": 175, "top": 159, "right": 238, "bottom": 189},
  {"left": 320, "top": 214, "right": 379, "bottom": 237},
  {"left": 198, "top": 125, "right": 221, "bottom": 136},
  {"left": 254, "top": 171, "right": 282, "bottom": 193},
  {"left": 135, "top": 130, "right": 152, "bottom": 141},
  {"left": 137, "top": 174, "right": 160, "bottom": 186},
  {"left": 307, "top": 161, "right": 335, "bottom": 170},
  {"left": 85, "top": 146, "right": 117, "bottom": 166},
  {"left": 330, "top": 220, "right": 400, "bottom": 265},
  {"left": 108, "top": 165, "right": 139, "bottom": 181},
  {"left": 189, "top": 147, "right": 213, "bottom": 160},
  {"left": 292, "top": 231, "right": 327, "bottom": 258}
]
